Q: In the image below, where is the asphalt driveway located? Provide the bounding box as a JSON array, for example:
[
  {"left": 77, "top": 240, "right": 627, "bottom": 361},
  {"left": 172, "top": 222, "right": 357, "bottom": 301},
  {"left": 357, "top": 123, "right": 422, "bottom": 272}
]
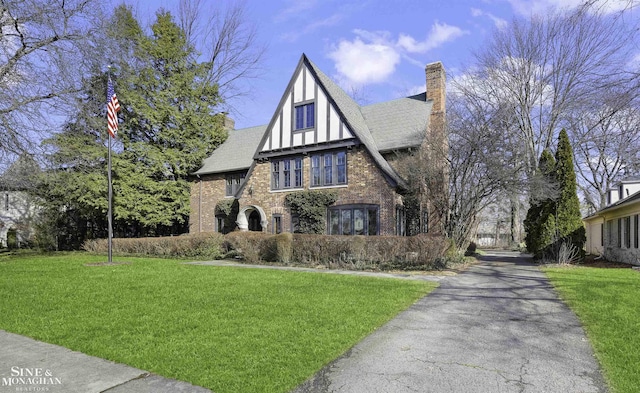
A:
[{"left": 292, "top": 250, "right": 607, "bottom": 393}]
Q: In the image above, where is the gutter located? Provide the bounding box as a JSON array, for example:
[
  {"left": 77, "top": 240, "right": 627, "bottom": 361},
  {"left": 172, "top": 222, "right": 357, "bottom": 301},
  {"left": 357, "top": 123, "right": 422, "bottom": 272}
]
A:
[{"left": 197, "top": 175, "right": 202, "bottom": 233}]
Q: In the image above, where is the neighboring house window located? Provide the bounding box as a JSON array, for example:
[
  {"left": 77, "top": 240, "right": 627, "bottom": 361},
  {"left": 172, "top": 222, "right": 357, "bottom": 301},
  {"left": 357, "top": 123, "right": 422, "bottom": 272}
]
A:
[
  {"left": 633, "top": 214, "right": 638, "bottom": 248},
  {"left": 625, "top": 216, "right": 631, "bottom": 248},
  {"left": 600, "top": 223, "right": 604, "bottom": 247},
  {"left": 310, "top": 151, "right": 347, "bottom": 187},
  {"left": 273, "top": 215, "right": 282, "bottom": 234},
  {"left": 272, "top": 157, "right": 303, "bottom": 190},
  {"left": 617, "top": 218, "right": 622, "bottom": 248},
  {"left": 295, "top": 102, "right": 315, "bottom": 130},
  {"left": 225, "top": 172, "right": 246, "bottom": 196},
  {"left": 607, "top": 220, "right": 614, "bottom": 246},
  {"left": 328, "top": 205, "right": 379, "bottom": 236}
]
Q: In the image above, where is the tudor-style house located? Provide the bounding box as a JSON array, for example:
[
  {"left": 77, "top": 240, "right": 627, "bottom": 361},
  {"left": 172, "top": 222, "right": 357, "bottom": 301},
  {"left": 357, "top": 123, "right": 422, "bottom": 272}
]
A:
[{"left": 189, "top": 54, "right": 446, "bottom": 236}]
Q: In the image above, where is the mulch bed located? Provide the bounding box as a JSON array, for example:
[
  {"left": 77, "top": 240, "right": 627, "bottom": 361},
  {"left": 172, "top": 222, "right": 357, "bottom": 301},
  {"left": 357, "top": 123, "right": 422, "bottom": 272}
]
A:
[{"left": 581, "top": 255, "right": 634, "bottom": 269}]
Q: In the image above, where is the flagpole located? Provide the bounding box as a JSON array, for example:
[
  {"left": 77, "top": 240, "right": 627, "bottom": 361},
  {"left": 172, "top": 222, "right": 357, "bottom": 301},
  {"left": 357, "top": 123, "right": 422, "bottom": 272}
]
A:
[
  {"left": 108, "top": 125, "right": 113, "bottom": 264},
  {"left": 107, "top": 68, "right": 113, "bottom": 264}
]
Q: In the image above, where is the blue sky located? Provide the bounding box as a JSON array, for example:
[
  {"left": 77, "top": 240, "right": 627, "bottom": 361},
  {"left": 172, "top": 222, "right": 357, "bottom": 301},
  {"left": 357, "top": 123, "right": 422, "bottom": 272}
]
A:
[{"left": 124, "top": 0, "right": 636, "bottom": 129}]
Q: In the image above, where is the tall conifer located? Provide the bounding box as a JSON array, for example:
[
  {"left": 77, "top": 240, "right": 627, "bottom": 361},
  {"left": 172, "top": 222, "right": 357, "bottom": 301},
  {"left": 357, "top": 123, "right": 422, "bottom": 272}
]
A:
[{"left": 554, "top": 129, "right": 586, "bottom": 249}]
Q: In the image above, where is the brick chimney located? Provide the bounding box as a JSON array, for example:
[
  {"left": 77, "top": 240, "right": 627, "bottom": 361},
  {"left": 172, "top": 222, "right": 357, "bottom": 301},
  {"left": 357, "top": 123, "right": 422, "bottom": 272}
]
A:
[
  {"left": 424, "top": 61, "right": 447, "bottom": 235},
  {"left": 425, "top": 61, "right": 445, "bottom": 138},
  {"left": 221, "top": 112, "right": 235, "bottom": 130}
]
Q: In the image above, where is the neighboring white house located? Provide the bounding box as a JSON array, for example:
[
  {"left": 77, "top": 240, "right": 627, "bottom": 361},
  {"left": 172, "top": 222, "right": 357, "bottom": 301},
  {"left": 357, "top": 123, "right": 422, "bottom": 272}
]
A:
[
  {"left": 584, "top": 178, "right": 640, "bottom": 266},
  {"left": 0, "top": 156, "right": 40, "bottom": 248},
  {"left": 0, "top": 190, "right": 39, "bottom": 248}
]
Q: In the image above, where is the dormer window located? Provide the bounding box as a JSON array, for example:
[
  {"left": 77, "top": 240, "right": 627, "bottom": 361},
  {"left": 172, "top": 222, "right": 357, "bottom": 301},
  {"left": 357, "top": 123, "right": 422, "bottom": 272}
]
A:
[{"left": 295, "top": 102, "right": 315, "bottom": 130}]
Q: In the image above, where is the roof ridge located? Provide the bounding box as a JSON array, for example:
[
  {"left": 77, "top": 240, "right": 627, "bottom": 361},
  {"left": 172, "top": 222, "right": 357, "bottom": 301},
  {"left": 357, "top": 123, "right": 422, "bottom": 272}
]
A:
[{"left": 361, "top": 92, "right": 427, "bottom": 109}]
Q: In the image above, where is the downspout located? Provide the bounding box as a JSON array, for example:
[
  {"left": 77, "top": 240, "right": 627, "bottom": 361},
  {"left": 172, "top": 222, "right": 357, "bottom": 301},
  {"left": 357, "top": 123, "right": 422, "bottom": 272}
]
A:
[{"left": 197, "top": 175, "right": 202, "bottom": 233}]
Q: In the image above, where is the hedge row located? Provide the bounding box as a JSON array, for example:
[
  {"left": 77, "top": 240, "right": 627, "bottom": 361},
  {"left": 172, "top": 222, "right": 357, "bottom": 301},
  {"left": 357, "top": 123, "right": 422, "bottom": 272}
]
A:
[
  {"left": 83, "top": 232, "right": 226, "bottom": 259},
  {"left": 83, "top": 232, "right": 452, "bottom": 271}
]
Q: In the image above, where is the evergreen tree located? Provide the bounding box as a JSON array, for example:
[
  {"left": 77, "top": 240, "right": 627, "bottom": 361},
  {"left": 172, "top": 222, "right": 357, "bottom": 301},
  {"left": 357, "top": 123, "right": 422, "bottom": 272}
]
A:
[
  {"left": 554, "top": 129, "right": 586, "bottom": 249},
  {"left": 524, "top": 149, "right": 557, "bottom": 256},
  {"left": 524, "top": 130, "right": 586, "bottom": 260},
  {"left": 113, "top": 9, "right": 226, "bottom": 235},
  {"left": 37, "top": 73, "right": 113, "bottom": 249},
  {"left": 39, "top": 6, "right": 227, "bottom": 246}
]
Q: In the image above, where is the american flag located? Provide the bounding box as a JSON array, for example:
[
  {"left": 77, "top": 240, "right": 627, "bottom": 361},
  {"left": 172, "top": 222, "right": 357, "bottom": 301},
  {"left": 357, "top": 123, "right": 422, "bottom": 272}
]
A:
[{"left": 107, "top": 77, "right": 121, "bottom": 138}]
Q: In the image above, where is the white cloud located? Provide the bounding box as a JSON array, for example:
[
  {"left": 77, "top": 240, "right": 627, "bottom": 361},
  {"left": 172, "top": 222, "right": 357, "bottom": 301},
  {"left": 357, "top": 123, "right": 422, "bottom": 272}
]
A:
[
  {"left": 471, "top": 7, "right": 509, "bottom": 29},
  {"left": 274, "top": 0, "right": 318, "bottom": 23},
  {"left": 327, "top": 22, "right": 466, "bottom": 87},
  {"left": 398, "top": 21, "right": 467, "bottom": 53},
  {"left": 279, "top": 13, "right": 344, "bottom": 42},
  {"left": 307, "top": 13, "right": 343, "bottom": 31},
  {"left": 327, "top": 32, "right": 401, "bottom": 85}
]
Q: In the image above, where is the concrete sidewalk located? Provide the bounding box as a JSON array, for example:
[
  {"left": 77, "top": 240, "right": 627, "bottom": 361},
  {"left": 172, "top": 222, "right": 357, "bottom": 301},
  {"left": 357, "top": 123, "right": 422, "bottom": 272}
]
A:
[
  {"left": 292, "top": 251, "right": 608, "bottom": 393},
  {"left": 0, "top": 330, "right": 211, "bottom": 393}
]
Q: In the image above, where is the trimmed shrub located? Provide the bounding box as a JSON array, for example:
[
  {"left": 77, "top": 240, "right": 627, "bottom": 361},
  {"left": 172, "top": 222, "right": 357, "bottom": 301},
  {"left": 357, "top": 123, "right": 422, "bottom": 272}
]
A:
[
  {"left": 83, "top": 231, "right": 451, "bottom": 271},
  {"left": 287, "top": 233, "right": 448, "bottom": 271},
  {"left": 274, "top": 232, "right": 293, "bottom": 263},
  {"left": 83, "top": 232, "right": 225, "bottom": 259},
  {"left": 223, "top": 232, "right": 273, "bottom": 264}
]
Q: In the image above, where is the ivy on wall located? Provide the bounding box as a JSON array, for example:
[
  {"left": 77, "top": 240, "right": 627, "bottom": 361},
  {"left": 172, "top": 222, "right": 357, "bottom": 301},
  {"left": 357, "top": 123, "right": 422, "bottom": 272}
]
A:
[
  {"left": 215, "top": 199, "right": 239, "bottom": 234},
  {"left": 285, "top": 190, "right": 338, "bottom": 234}
]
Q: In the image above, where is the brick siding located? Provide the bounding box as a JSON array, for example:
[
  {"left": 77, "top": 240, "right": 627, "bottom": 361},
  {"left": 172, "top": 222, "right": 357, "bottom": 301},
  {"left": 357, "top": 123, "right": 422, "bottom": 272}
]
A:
[
  {"left": 190, "top": 146, "right": 403, "bottom": 235},
  {"left": 189, "top": 174, "right": 228, "bottom": 233}
]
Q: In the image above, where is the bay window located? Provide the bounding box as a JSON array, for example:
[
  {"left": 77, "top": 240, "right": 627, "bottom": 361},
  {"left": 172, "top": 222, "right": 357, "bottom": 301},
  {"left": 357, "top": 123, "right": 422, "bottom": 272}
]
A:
[{"left": 328, "top": 205, "right": 379, "bottom": 235}]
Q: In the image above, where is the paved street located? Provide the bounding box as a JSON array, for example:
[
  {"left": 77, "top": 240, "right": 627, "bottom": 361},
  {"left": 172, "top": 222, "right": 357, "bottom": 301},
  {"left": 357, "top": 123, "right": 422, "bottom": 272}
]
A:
[{"left": 292, "top": 251, "right": 607, "bottom": 393}]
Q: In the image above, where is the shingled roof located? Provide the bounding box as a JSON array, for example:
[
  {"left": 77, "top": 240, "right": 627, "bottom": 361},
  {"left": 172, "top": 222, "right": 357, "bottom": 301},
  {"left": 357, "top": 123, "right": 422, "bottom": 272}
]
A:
[
  {"left": 363, "top": 93, "right": 431, "bottom": 152},
  {"left": 193, "top": 125, "right": 266, "bottom": 175},
  {"left": 193, "top": 55, "right": 431, "bottom": 185}
]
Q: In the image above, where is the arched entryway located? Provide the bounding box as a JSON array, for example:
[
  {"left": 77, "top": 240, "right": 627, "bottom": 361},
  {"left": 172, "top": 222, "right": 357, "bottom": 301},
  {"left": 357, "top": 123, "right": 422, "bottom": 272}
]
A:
[{"left": 236, "top": 205, "right": 268, "bottom": 232}]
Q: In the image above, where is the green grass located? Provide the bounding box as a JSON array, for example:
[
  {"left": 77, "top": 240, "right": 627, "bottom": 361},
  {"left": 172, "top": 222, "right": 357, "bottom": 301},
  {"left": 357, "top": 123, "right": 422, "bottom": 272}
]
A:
[
  {"left": 544, "top": 266, "right": 640, "bottom": 393},
  {"left": 0, "top": 253, "right": 436, "bottom": 393}
]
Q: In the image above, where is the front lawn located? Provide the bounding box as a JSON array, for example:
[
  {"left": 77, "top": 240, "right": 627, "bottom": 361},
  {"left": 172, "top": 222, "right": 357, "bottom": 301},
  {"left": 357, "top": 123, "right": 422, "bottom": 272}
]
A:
[
  {"left": 0, "top": 253, "right": 436, "bottom": 393},
  {"left": 544, "top": 265, "right": 640, "bottom": 393}
]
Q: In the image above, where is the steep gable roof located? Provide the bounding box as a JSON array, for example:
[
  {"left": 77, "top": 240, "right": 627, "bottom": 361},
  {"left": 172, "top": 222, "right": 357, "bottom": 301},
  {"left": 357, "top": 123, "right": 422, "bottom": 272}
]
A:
[
  {"left": 193, "top": 125, "right": 266, "bottom": 176},
  {"left": 255, "top": 54, "right": 357, "bottom": 155}
]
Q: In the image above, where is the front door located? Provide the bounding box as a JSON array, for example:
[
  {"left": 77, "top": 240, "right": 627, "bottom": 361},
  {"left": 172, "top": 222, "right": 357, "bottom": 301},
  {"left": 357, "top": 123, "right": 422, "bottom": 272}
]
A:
[{"left": 248, "top": 210, "right": 262, "bottom": 232}]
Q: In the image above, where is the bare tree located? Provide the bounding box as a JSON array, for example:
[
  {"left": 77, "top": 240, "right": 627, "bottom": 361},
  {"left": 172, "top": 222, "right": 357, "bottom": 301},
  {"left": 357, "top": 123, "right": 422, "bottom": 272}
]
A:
[
  {"left": 569, "top": 89, "right": 640, "bottom": 212},
  {"left": 443, "top": 90, "right": 526, "bottom": 249},
  {"left": 468, "top": 1, "right": 639, "bottom": 178},
  {"left": 0, "top": 0, "right": 102, "bottom": 169},
  {"left": 178, "top": 0, "right": 265, "bottom": 109},
  {"left": 452, "top": 1, "right": 640, "bottom": 248}
]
